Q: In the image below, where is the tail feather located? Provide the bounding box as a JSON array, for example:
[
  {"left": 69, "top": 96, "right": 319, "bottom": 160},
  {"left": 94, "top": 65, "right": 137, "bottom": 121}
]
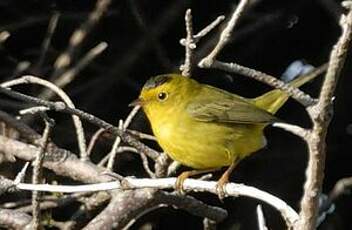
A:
[{"left": 252, "top": 63, "right": 327, "bottom": 114}]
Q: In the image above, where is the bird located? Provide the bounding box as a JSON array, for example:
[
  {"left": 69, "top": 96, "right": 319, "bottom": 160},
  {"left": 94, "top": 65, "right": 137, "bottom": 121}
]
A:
[{"left": 130, "top": 65, "right": 325, "bottom": 198}]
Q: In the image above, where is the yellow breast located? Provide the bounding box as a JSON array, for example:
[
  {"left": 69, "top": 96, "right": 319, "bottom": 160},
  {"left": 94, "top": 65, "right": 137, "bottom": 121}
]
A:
[{"left": 151, "top": 111, "right": 267, "bottom": 169}]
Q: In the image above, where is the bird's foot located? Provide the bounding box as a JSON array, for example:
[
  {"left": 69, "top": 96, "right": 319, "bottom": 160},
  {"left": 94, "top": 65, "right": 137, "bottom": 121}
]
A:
[
  {"left": 175, "top": 171, "right": 191, "bottom": 195},
  {"left": 216, "top": 173, "right": 229, "bottom": 201}
]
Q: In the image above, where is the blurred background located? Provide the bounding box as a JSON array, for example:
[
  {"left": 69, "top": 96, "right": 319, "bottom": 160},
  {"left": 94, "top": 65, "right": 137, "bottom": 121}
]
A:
[{"left": 0, "top": 0, "right": 351, "bottom": 229}]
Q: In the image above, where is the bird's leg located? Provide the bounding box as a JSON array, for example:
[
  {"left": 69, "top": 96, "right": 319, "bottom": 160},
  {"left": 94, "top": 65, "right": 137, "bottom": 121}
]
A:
[
  {"left": 176, "top": 168, "right": 218, "bottom": 194},
  {"left": 216, "top": 160, "right": 238, "bottom": 200}
]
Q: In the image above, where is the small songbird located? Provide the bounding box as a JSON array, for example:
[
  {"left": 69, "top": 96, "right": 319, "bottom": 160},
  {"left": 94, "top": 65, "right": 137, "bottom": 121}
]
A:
[{"left": 131, "top": 65, "right": 324, "bottom": 198}]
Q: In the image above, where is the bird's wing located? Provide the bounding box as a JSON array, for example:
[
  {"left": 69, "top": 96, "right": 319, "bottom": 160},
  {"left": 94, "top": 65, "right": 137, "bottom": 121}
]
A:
[{"left": 186, "top": 96, "right": 278, "bottom": 124}]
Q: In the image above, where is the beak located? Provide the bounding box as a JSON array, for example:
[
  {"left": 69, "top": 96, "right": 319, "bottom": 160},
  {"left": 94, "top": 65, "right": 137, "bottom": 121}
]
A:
[{"left": 129, "top": 98, "right": 143, "bottom": 107}]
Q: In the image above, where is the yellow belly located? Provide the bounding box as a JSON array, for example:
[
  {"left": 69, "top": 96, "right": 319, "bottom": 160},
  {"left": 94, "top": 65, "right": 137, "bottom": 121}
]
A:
[{"left": 152, "top": 115, "right": 267, "bottom": 169}]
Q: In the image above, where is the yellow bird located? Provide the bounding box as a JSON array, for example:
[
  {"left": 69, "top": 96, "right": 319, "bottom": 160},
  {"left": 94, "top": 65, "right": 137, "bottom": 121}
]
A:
[{"left": 131, "top": 65, "right": 325, "bottom": 197}]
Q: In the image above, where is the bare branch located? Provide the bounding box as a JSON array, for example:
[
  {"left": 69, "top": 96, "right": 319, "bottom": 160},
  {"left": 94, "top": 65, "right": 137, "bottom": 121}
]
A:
[
  {"left": 0, "top": 208, "right": 32, "bottom": 229},
  {"left": 180, "top": 9, "right": 195, "bottom": 77},
  {"left": 0, "top": 87, "right": 160, "bottom": 160},
  {"left": 107, "top": 105, "right": 141, "bottom": 170},
  {"left": 16, "top": 177, "right": 299, "bottom": 226},
  {"left": 1, "top": 75, "right": 88, "bottom": 161},
  {"left": 257, "top": 205, "right": 268, "bottom": 230},
  {"left": 87, "top": 128, "right": 106, "bottom": 156},
  {"left": 297, "top": 2, "right": 352, "bottom": 229},
  {"left": 31, "top": 114, "right": 54, "bottom": 230},
  {"left": 272, "top": 122, "right": 310, "bottom": 140}
]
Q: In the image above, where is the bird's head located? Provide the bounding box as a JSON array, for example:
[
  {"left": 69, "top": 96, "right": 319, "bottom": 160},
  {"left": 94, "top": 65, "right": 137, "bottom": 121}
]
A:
[{"left": 130, "top": 74, "right": 200, "bottom": 120}]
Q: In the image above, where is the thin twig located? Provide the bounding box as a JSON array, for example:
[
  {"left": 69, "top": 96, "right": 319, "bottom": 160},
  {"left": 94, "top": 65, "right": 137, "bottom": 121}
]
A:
[
  {"left": 31, "top": 114, "right": 54, "bottom": 230},
  {"left": 1, "top": 75, "right": 88, "bottom": 161},
  {"left": 87, "top": 128, "right": 106, "bottom": 156},
  {"left": 107, "top": 106, "right": 141, "bottom": 170}
]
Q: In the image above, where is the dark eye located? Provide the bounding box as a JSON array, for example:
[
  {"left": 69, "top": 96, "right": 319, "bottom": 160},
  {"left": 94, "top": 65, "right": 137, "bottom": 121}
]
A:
[{"left": 157, "top": 92, "right": 168, "bottom": 101}]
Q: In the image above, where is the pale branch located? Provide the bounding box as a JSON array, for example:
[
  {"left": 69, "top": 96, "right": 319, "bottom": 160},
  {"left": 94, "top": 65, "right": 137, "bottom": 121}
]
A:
[
  {"left": 1, "top": 75, "right": 88, "bottom": 161},
  {"left": 0, "top": 87, "right": 160, "bottom": 160},
  {"left": 98, "top": 146, "right": 139, "bottom": 167},
  {"left": 203, "top": 218, "right": 217, "bottom": 230},
  {"left": 16, "top": 177, "right": 299, "bottom": 226},
  {"left": 14, "top": 162, "right": 30, "bottom": 185},
  {"left": 179, "top": 10, "right": 225, "bottom": 77},
  {"left": 272, "top": 122, "right": 310, "bottom": 140},
  {"left": 107, "top": 119, "right": 124, "bottom": 170},
  {"left": 107, "top": 105, "right": 140, "bottom": 170},
  {"left": 31, "top": 114, "right": 54, "bottom": 230},
  {"left": 257, "top": 205, "right": 268, "bottom": 230},
  {"left": 296, "top": 2, "right": 352, "bottom": 229},
  {"left": 328, "top": 176, "right": 352, "bottom": 202},
  {"left": 0, "top": 208, "right": 32, "bottom": 230},
  {"left": 193, "top": 15, "right": 225, "bottom": 42},
  {"left": 180, "top": 9, "right": 194, "bottom": 77},
  {"left": 0, "top": 176, "right": 16, "bottom": 195},
  {"left": 126, "top": 129, "right": 157, "bottom": 141},
  {"left": 87, "top": 128, "right": 106, "bottom": 156}
]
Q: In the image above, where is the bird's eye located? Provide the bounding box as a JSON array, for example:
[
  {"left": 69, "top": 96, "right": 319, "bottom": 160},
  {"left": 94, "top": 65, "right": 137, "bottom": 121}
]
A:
[{"left": 157, "top": 92, "right": 168, "bottom": 101}]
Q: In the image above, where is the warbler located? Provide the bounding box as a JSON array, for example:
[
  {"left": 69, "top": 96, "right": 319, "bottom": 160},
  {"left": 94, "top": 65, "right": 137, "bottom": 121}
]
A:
[{"left": 131, "top": 65, "right": 325, "bottom": 198}]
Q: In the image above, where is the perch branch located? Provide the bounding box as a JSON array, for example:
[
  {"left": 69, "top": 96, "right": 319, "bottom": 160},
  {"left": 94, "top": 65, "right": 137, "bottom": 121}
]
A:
[{"left": 16, "top": 177, "right": 299, "bottom": 227}]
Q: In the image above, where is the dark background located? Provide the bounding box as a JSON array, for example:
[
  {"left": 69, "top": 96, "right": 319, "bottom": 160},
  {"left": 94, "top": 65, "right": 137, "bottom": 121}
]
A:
[{"left": 0, "top": 0, "right": 351, "bottom": 229}]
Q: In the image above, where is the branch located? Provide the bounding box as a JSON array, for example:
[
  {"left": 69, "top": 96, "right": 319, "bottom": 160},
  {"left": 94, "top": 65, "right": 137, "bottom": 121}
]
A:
[
  {"left": 180, "top": 9, "right": 194, "bottom": 77},
  {"left": 197, "top": 0, "right": 323, "bottom": 107},
  {"left": 0, "top": 135, "right": 110, "bottom": 183},
  {"left": 31, "top": 114, "right": 54, "bottom": 230},
  {"left": 297, "top": 2, "right": 352, "bottom": 229},
  {"left": 16, "top": 177, "right": 299, "bottom": 226},
  {"left": 0, "top": 208, "right": 32, "bottom": 229},
  {"left": 0, "top": 87, "right": 160, "bottom": 161},
  {"left": 1, "top": 75, "right": 88, "bottom": 161}
]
